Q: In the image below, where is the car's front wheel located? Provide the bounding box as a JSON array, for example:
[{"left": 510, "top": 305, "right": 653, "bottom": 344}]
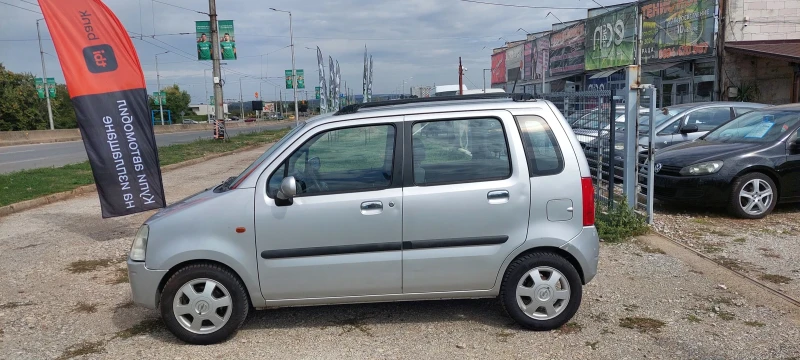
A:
[
  {"left": 728, "top": 172, "right": 777, "bottom": 219},
  {"left": 160, "top": 263, "right": 250, "bottom": 345},
  {"left": 500, "top": 252, "right": 582, "bottom": 331}
]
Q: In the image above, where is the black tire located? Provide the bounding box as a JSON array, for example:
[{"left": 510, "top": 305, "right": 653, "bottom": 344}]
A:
[
  {"left": 500, "top": 252, "right": 582, "bottom": 331},
  {"left": 727, "top": 172, "right": 777, "bottom": 219},
  {"left": 160, "top": 263, "right": 250, "bottom": 345}
]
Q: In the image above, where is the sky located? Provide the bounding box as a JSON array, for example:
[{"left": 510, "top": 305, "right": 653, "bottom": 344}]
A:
[{"left": 0, "top": 0, "right": 633, "bottom": 104}]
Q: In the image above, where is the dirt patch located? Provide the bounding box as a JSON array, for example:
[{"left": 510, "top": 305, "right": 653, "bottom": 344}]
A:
[
  {"left": 114, "top": 319, "right": 163, "bottom": 340},
  {"left": 759, "top": 274, "right": 792, "bottom": 284},
  {"left": 619, "top": 317, "right": 665, "bottom": 333},
  {"left": 67, "top": 256, "right": 125, "bottom": 273},
  {"left": 0, "top": 301, "right": 35, "bottom": 309},
  {"left": 56, "top": 340, "right": 106, "bottom": 360},
  {"left": 556, "top": 322, "right": 582, "bottom": 334},
  {"left": 73, "top": 302, "right": 98, "bottom": 314}
]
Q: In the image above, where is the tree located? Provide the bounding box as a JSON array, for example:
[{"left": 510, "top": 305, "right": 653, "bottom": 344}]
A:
[
  {"left": 149, "top": 84, "right": 191, "bottom": 122},
  {"left": 0, "top": 63, "right": 78, "bottom": 131}
]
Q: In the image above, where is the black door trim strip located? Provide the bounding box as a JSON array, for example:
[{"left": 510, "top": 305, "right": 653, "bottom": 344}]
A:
[
  {"left": 261, "top": 242, "right": 402, "bottom": 259},
  {"left": 402, "top": 236, "right": 509, "bottom": 250}
]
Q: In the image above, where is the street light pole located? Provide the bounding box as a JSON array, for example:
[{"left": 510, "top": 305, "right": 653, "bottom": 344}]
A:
[
  {"left": 204, "top": 68, "right": 210, "bottom": 123},
  {"left": 271, "top": 8, "right": 298, "bottom": 125},
  {"left": 36, "top": 19, "right": 54, "bottom": 130},
  {"left": 155, "top": 51, "right": 168, "bottom": 125},
  {"left": 483, "top": 69, "right": 490, "bottom": 92}
]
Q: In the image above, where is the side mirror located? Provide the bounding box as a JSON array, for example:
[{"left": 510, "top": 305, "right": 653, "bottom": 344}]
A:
[
  {"left": 276, "top": 176, "right": 297, "bottom": 200},
  {"left": 680, "top": 123, "right": 699, "bottom": 134}
]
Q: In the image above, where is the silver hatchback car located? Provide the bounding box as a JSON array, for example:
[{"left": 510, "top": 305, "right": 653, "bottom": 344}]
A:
[{"left": 127, "top": 95, "right": 600, "bottom": 344}]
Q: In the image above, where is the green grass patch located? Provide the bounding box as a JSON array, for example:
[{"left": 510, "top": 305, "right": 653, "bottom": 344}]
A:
[
  {"left": 595, "top": 202, "right": 649, "bottom": 243},
  {"left": 0, "top": 129, "right": 290, "bottom": 207}
]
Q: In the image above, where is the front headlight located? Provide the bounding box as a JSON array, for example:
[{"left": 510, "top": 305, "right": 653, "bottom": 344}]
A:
[
  {"left": 130, "top": 225, "right": 149, "bottom": 261},
  {"left": 615, "top": 141, "right": 625, "bottom": 150},
  {"left": 680, "top": 161, "right": 723, "bottom": 176}
]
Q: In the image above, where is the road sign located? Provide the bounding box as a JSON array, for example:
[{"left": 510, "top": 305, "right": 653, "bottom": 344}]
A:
[
  {"left": 255, "top": 91, "right": 259, "bottom": 99},
  {"left": 210, "top": 95, "right": 214, "bottom": 104},
  {"left": 153, "top": 91, "right": 166, "bottom": 105},
  {"left": 315, "top": 86, "right": 321, "bottom": 99}
]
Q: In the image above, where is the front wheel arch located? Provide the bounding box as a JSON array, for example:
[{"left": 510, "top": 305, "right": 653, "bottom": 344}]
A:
[
  {"left": 731, "top": 167, "right": 781, "bottom": 199},
  {"left": 157, "top": 259, "right": 253, "bottom": 310}
]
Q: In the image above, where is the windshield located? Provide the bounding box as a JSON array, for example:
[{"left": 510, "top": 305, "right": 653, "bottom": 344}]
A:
[
  {"left": 228, "top": 123, "right": 306, "bottom": 188},
  {"left": 574, "top": 108, "right": 625, "bottom": 130},
  {"left": 639, "top": 108, "right": 680, "bottom": 130},
  {"left": 703, "top": 110, "right": 800, "bottom": 143}
]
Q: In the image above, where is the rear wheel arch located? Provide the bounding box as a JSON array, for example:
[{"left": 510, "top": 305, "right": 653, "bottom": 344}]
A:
[{"left": 500, "top": 246, "right": 586, "bottom": 286}]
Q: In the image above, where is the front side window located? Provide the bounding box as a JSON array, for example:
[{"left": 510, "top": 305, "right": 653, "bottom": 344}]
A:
[
  {"left": 268, "top": 124, "right": 396, "bottom": 197},
  {"left": 412, "top": 118, "right": 510, "bottom": 185},
  {"left": 684, "top": 107, "right": 732, "bottom": 132},
  {"left": 515, "top": 115, "right": 564, "bottom": 177}
]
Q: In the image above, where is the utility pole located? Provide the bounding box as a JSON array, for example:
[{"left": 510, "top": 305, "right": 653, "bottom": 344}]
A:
[
  {"left": 209, "top": 0, "right": 225, "bottom": 138},
  {"left": 239, "top": 77, "right": 244, "bottom": 118},
  {"left": 483, "top": 69, "right": 489, "bottom": 93},
  {"left": 279, "top": 91, "right": 283, "bottom": 116},
  {"left": 204, "top": 68, "right": 210, "bottom": 123},
  {"left": 37, "top": 19, "right": 54, "bottom": 130},
  {"left": 155, "top": 51, "right": 168, "bottom": 125},
  {"left": 458, "top": 57, "right": 464, "bottom": 95},
  {"left": 271, "top": 8, "right": 298, "bottom": 125}
]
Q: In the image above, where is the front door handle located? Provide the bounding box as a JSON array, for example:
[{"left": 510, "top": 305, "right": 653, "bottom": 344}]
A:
[
  {"left": 487, "top": 190, "right": 509, "bottom": 204},
  {"left": 361, "top": 201, "right": 383, "bottom": 215}
]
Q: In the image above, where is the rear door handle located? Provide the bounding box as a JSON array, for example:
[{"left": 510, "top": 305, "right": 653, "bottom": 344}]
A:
[
  {"left": 361, "top": 201, "right": 383, "bottom": 215},
  {"left": 487, "top": 190, "right": 509, "bottom": 204}
]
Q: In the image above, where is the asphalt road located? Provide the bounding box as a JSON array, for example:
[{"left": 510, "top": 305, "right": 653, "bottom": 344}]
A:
[{"left": 0, "top": 123, "right": 291, "bottom": 174}]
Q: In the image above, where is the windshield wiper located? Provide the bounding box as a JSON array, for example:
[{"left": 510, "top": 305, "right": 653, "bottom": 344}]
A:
[{"left": 218, "top": 176, "right": 237, "bottom": 191}]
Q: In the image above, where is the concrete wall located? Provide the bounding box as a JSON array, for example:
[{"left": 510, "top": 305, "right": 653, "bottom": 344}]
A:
[
  {"left": 0, "top": 121, "right": 280, "bottom": 147},
  {"left": 725, "top": 0, "right": 800, "bottom": 41},
  {"left": 721, "top": 53, "right": 795, "bottom": 104}
]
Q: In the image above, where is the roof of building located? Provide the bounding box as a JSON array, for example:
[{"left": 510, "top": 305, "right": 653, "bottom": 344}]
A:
[{"left": 725, "top": 40, "right": 800, "bottom": 62}]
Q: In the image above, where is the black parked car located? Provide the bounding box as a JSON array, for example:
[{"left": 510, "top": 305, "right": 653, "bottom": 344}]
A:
[{"left": 651, "top": 104, "right": 800, "bottom": 219}]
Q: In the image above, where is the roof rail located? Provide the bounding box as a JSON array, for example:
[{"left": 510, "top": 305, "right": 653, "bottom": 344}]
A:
[{"left": 334, "top": 93, "right": 535, "bottom": 115}]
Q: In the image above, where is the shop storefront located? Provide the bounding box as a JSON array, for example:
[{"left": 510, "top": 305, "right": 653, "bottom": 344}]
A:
[{"left": 640, "top": 0, "right": 718, "bottom": 107}]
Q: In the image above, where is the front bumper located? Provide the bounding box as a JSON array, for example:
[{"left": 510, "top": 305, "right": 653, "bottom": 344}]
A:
[
  {"left": 561, "top": 226, "right": 600, "bottom": 284},
  {"left": 650, "top": 174, "right": 731, "bottom": 206},
  {"left": 127, "top": 259, "right": 168, "bottom": 309}
]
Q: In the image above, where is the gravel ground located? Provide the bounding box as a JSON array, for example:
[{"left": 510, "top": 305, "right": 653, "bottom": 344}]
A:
[
  {"left": 1, "top": 146, "right": 799, "bottom": 359},
  {"left": 653, "top": 202, "right": 800, "bottom": 301}
]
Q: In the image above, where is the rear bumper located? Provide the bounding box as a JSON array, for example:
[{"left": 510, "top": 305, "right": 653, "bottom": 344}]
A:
[
  {"left": 127, "top": 259, "right": 168, "bottom": 309},
  {"left": 561, "top": 227, "right": 600, "bottom": 284}
]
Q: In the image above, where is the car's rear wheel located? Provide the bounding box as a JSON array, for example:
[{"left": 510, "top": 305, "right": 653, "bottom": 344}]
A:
[
  {"left": 728, "top": 173, "right": 777, "bottom": 219},
  {"left": 160, "top": 263, "right": 249, "bottom": 345},
  {"left": 500, "top": 252, "right": 582, "bottom": 331}
]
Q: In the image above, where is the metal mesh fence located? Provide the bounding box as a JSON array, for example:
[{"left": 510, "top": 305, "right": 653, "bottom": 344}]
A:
[{"left": 536, "top": 90, "right": 626, "bottom": 209}]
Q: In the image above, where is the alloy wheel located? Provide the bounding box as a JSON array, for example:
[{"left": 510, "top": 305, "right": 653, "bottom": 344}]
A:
[{"left": 739, "top": 178, "right": 773, "bottom": 216}]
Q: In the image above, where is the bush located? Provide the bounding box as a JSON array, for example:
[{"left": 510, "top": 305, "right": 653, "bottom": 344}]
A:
[{"left": 595, "top": 201, "right": 648, "bottom": 243}]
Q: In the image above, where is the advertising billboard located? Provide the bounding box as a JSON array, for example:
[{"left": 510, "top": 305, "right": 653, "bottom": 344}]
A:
[
  {"left": 218, "top": 20, "right": 236, "bottom": 60},
  {"left": 523, "top": 42, "right": 533, "bottom": 80},
  {"left": 640, "top": 0, "right": 716, "bottom": 64},
  {"left": 549, "top": 21, "right": 586, "bottom": 75},
  {"left": 505, "top": 43, "right": 524, "bottom": 82},
  {"left": 195, "top": 21, "right": 211, "bottom": 60},
  {"left": 585, "top": 4, "right": 637, "bottom": 71},
  {"left": 196, "top": 20, "right": 236, "bottom": 60},
  {"left": 534, "top": 36, "right": 550, "bottom": 80},
  {"left": 491, "top": 51, "right": 506, "bottom": 84}
]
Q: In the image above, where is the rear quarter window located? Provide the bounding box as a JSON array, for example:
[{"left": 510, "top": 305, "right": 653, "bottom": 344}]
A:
[{"left": 515, "top": 115, "right": 564, "bottom": 177}]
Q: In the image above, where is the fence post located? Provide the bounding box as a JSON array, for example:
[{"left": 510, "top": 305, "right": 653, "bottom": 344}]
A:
[
  {"left": 623, "top": 65, "right": 640, "bottom": 209},
  {"left": 595, "top": 93, "right": 602, "bottom": 203},
  {"left": 646, "top": 86, "right": 657, "bottom": 224},
  {"left": 608, "top": 89, "right": 617, "bottom": 209}
]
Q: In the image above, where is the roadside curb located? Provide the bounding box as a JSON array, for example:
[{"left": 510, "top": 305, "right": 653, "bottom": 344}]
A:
[{"left": 0, "top": 142, "right": 269, "bottom": 218}]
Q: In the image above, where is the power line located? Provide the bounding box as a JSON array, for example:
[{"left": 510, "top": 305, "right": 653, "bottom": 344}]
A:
[
  {"left": 151, "top": 0, "right": 208, "bottom": 14},
  {"left": 19, "top": 0, "right": 39, "bottom": 8},
  {"left": 0, "top": 0, "right": 40, "bottom": 13},
  {"left": 456, "top": 0, "right": 590, "bottom": 10}
]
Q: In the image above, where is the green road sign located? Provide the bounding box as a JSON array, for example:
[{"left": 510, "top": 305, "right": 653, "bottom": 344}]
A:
[
  {"left": 297, "top": 69, "right": 305, "bottom": 89},
  {"left": 210, "top": 95, "right": 215, "bottom": 104},
  {"left": 35, "top": 78, "right": 45, "bottom": 99},
  {"left": 153, "top": 91, "right": 166, "bottom": 105},
  {"left": 315, "top": 86, "right": 321, "bottom": 99}
]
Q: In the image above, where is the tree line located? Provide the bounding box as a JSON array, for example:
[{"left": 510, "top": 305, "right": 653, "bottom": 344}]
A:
[{"left": 1, "top": 63, "right": 192, "bottom": 131}]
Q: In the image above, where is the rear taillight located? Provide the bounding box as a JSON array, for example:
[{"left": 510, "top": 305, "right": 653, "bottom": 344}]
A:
[{"left": 581, "top": 177, "right": 595, "bottom": 226}]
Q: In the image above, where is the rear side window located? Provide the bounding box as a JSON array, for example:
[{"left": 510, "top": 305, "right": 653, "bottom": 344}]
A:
[
  {"left": 515, "top": 115, "right": 564, "bottom": 177},
  {"left": 685, "top": 107, "right": 733, "bottom": 132},
  {"left": 411, "top": 118, "right": 511, "bottom": 185}
]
